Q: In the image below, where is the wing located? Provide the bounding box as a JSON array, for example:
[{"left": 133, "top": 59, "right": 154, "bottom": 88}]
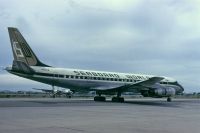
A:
[
  {"left": 133, "top": 77, "right": 164, "bottom": 87},
  {"left": 92, "top": 77, "right": 164, "bottom": 92}
]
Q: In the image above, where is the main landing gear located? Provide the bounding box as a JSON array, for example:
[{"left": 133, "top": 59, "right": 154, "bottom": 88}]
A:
[
  {"left": 111, "top": 97, "right": 124, "bottom": 102},
  {"left": 94, "top": 91, "right": 125, "bottom": 102},
  {"left": 167, "top": 97, "right": 172, "bottom": 102},
  {"left": 94, "top": 93, "right": 106, "bottom": 102},
  {"left": 94, "top": 96, "right": 106, "bottom": 101},
  {"left": 111, "top": 91, "right": 124, "bottom": 102}
]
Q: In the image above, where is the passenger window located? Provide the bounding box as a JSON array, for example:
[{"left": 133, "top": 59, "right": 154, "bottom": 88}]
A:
[{"left": 59, "top": 75, "right": 64, "bottom": 78}]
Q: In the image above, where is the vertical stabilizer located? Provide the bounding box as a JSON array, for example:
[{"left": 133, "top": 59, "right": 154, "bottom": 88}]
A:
[{"left": 8, "top": 27, "right": 49, "bottom": 67}]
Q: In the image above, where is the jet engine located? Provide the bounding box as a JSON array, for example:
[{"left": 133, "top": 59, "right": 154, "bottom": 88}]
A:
[
  {"left": 141, "top": 87, "right": 176, "bottom": 97},
  {"left": 153, "top": 87, "right": 176, "bottom": 97}
]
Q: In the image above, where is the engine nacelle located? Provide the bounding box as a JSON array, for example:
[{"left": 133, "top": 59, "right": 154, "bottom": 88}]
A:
[
  {"left": 153, "top": 87, "right": 176, "bottom": 97},
  {"left": 141, "top": 87, "right": 176, "bottom": 97}
]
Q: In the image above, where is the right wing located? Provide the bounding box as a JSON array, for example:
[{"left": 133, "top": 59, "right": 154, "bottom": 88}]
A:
[
  {"left": 133, "top": 77, "right": 164, "bottom": 87},
  {"left": 92, "top": 77, "right": 164, "bottom": 92}
]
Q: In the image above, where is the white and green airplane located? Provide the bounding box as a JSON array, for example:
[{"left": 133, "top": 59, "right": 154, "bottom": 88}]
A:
[{"left": 6, "top": 27, "right": 184, "bottom": 102}]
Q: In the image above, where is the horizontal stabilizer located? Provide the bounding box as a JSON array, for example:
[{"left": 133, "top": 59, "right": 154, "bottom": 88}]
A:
[{"left": 12, "top": 61, "right": 35, "bottom": 74}]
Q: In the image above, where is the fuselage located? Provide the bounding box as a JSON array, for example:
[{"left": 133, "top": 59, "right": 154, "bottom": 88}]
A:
[{"left": 6, "top": 66, "right": 184, "bottom": 94}]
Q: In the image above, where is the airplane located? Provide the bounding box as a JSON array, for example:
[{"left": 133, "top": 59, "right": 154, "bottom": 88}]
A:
[
  {"left": 5, "top": 27, "right": 184, "bottom": 102},
  {"left": 32, "top": 88, "right": 73, "bottom": 98}
]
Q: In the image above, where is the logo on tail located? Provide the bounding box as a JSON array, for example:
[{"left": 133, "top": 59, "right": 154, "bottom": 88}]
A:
[{"left": 12, "top": 40, "right": 24, "bottom": 58}]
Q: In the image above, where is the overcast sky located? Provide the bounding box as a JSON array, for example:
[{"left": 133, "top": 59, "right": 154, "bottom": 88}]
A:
[{"left": 0, "top": 0, "right": 200, "bottom": 92}]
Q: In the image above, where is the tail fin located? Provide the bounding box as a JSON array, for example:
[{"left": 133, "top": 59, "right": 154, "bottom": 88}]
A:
[{"left": 8, "top": 27, "right": 49, "bottom": 67}]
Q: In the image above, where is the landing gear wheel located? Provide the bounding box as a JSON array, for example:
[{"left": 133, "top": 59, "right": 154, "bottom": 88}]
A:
[
  {"left": 167, "top": 97, "right": 172, "bottom": 102},
  {"left": 112, "top": 97, "right": 124, "bottom": 102},
  {"left": 94, "top": 96, "right": 106, "bottom": 102}
]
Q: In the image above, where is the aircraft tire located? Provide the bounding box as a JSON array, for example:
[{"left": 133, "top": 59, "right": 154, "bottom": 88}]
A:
[
  {"left": 94, "top": 96, "right": 106, "bottom": 102},
  {"left": 167, "top": 97, "right": 172, "bottom": 102},
  {"left": 112, "top": 97, "right": 124, "bottom": 102}
]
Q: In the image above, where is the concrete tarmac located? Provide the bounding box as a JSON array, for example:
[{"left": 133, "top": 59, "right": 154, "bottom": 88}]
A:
[{"left": 0, "top": 98, "right": 200, "bottom": 133}]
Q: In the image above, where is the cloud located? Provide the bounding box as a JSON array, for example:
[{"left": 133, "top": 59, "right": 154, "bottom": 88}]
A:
[{"left": 0, "top": 0, "right": 200, "bottom": 92}]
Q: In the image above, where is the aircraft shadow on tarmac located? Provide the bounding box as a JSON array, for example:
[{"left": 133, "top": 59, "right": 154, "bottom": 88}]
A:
[
  {"left": 0, "top": 99, "right": 191, "bottom": 108},
  {"left": 29, "top": 99, "right": 184, "bottom": 108},
  {"left": 121, "top": 101, "right": 181, "bottom": 108}
]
